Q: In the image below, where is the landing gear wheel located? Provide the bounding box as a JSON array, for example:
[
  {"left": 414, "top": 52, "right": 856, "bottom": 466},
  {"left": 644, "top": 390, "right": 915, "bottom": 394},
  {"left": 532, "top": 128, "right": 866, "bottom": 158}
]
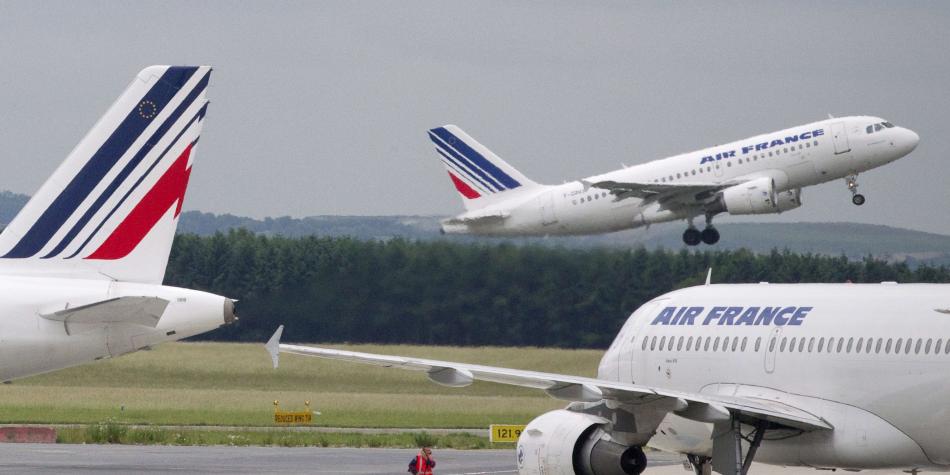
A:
[
  {"left": 852, "top": 194, "right": 865, "bottom": 206},
  {"left": 701, "top": 227, "right": 720, "bottom": 245},
  {"left": 619, "top": 446, "right": 648, "bottom": 475},
  {"left": 682, "top": 228, "right": 702, "bottom": 246}
]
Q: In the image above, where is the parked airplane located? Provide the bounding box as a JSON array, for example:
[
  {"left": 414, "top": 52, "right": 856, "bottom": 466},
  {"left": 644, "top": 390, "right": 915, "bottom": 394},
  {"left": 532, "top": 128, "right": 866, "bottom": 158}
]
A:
[
  {"left": 429, "top": 118, "right": 919, "bottom": 245},
  {"left": 267, "top": 280, "right": 950, "bottom": 475},
  {"left": 0, "top": 65, "right": 234, "bottom": 381}
]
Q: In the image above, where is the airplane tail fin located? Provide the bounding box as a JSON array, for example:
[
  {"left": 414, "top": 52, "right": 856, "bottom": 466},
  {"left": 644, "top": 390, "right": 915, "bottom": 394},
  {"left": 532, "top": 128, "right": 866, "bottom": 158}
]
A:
[
  {"left": 0, "top": 65, "right": 212, "bottom": 284},
  {"left": 427, "top": 125, "right": 539, "bottom": 211}
]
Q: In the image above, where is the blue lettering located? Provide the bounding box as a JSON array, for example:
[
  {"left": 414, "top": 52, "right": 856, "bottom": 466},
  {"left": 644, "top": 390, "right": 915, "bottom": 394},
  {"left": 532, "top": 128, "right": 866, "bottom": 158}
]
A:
[
  {"left": 723, "top": 150, "right": 736, "bottom": 158},
  {"left": 700, "top": 156, "right": 714, "bottom": 164},
  {"left": 651, "top": 307, "right": 675, "bottom": 325},
  {"left": 670, "top": 306, "right": 688, "bottom": 325},
  {"left": 789, "top": 306, "right": 811, "bottom": 326},
  {"left": 799, "top": 131, "right": 812, "bottom": 140},
  {"left": 719, "top": 306, "right": 743, "bottom": 325},
  {"left": 784, "top": 135, "right": 799, "bottom": 143},
  {"left": 680, "top": 307, "right": 704, "bottom": 325},
  {"left": 755, "top": 142, "right": 768, "bottom": 151},
  {"left": 736, "top": 307, "right": 759, "bottom": 325},
  {"left": 703, "top": 307, "right": 725, "bottom": 325},
  {"left": 755, "top": 307, "right": 779, "bottom": 325},
  {"left": 742, "top": 145, "right": 755, "bottom": 154},
  {"left": 769, "top": 139, "right": 784, "bottom": 147},
  {"left": 813, "top": 129, "right": 824, "bottom": 137},
  {"left": 773, "top": 306, "right": 796, "bottom": 326}
]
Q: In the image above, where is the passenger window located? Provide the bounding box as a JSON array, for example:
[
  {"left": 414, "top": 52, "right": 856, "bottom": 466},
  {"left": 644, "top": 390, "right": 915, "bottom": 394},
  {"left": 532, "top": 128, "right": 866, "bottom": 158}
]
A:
[
  {"left": 798, "top": 338, "right": 805, "bottom": 352},
  {"left": 768, "top": 337, "right": 776, "bottom": 352},
  {"left": 727, "top": 162, "right": 732, "bottom": 167},
  {"left": 642, "top": 337, "right": 649, "bottom": 351},
  {"left": 668, "top": 337, "right": 675, "bottom": 351},
  {"left": 847, "top": 338, "right": 854, "bottom": 353},
  {"left": 915, "top": 339, "right": 923, "bottom": 354},
  {"left": 789, "top": 337, "right": 796, "bottom": 352},
  {"left": 836, "top": 338, "right": 844, "bottom": 353},
  {"left": 780, "top": 337, "right": 788, "bottom": 352},
  {"left": 895, "top": 338, "right": 903, "bottom": 354},
  {"left": 813, "top": 140, "right": 818, "bottom": 146},
  {"left": 817, "top": 338, "right": 825, "bottom": 352},
  {"left": 865, "top": 339, "right": 873, "bottom": 353},
  {"left": 783, "top": 147, "right": 788, "bottom": 153},
  {"left": 798, "top": 144, "right": 803, "bottom": 150},
  {"left": 691, "top": 170, "right": 696, "bottom": 176},
  {"left": 906, "top": 340, "right": 913, "bottom": 354},
  {"left": 650, "top": 336, "right": 657, "bottom": 350},
  {"left": 768, "top": 151, "right": 773, "bottom": 157},
  {"left": 856, "top": 337, "right": 863, "bottom": 353},
  {"left": 704, "top": 338, "right": 711, "bottom": 351},
  {"left": 805, "top": 142, "right": 810, "bottom": 148},
  {"left": 707, "top": 166, "right": 712, "bottom": 172},
  {"left": 738, "top": 159, "right": 743, "bottom": 164},
  {"left": 926, "top": 338, "right": 933, "bottom": 354},
  {"left": 754, "top": 337, "right": 761, "bottom": 352},
  {"left": 713, "top": 337, "right": 720, "bottom": 351},
  {"left": 676, "top": 173, "right": 681, "bottom": 179},
  {"left": 945, "top": 339, "right": 950, "bottom": 354},
  {"left": 722, "top": 337, "right": 730, "bottom": 352},
  {"left": 686, "top": 336, "right": 693, "bottom": 351},
  {"left": 658, "top": 336, "right": 665, "bottom": 351},
  {"left": 875, "top": 338, "right": 882, "bottom": 354},
  {"left": 886, "top": 338, "right": 892, "bottom": 354},
  {"left": 936, "top": 339, "right": 942, "bottom": 354},
  {"left": 732, "top": 337, "right": 738, "bottom": 352},
  {"left": 741, "top": 337, "right": 748, "bottom": 352},
  {"left": 827, "top": 337, "right": 835, "bottom": 353}
]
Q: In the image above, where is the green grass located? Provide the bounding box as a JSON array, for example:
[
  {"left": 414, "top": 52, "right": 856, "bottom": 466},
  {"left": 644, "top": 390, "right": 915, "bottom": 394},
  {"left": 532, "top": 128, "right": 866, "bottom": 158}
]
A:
[{"left": 2, "top": 342, "right": 602, "bottom": 428}]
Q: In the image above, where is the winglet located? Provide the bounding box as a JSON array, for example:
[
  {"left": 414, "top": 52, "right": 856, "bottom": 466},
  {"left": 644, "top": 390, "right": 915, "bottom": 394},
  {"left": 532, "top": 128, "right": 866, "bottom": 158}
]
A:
[
  {"left": 266, "top": 325, "right": 284, "bottom": 369},
  {"left": 705, "top": 268, "right": 713, "bottom": 286}
]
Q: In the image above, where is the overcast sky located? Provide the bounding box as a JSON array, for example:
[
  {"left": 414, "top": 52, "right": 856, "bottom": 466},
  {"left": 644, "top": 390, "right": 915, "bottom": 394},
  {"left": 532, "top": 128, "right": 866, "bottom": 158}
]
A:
[{"left": 1, "top": 1, "right": 948, "bottom": 234}]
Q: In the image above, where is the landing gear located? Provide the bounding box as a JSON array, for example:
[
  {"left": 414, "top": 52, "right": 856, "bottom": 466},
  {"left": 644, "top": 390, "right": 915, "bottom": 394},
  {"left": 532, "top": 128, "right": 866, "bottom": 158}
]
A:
[
  {"left": 687, "top": 455, "right": 711, "bottom": 475},
  {"left": 683, "top": 216, "right": 720, "bottom": 246},
  {"left": 708, "top": 417, "right": 769, "bottom": 475},
  {"left": 683, "top": 228, "right": 702, "bottom": 246},
  {"left": 845, "top": 174, "right": 865, "bottom": 206},
  {"left": 701, "top": 227, "right": 720, "bottom": 245}
]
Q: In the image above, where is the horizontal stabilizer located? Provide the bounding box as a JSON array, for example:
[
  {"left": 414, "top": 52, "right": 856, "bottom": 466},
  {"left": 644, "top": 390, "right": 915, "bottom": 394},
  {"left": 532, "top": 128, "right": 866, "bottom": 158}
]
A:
[
  {"left": 442, "top": 210, "right": 509, "bottom": 226},
  {"left": 42, "top": 296, "right": 169, "bottom": 333}
]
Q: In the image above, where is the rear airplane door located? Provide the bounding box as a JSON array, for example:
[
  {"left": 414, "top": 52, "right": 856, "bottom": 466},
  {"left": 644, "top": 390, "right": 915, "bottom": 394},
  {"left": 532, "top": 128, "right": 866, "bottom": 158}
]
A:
[
  {"left": 831, "top": 122, "right": 851, "bottom": 154},
  {"left": 539, "top": 192, "right": 558, "bottom": 226}
]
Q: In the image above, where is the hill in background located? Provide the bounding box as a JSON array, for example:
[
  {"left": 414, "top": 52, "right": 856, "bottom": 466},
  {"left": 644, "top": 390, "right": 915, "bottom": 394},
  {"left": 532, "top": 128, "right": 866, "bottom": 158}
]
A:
[{"left": 0, "top": 191, "right": 947, "bottom": 266}]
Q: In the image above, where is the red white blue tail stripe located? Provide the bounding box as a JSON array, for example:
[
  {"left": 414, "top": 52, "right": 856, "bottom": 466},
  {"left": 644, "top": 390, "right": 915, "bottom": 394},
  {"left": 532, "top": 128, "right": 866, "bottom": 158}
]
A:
[
  {"left": 428, "top": 126, "right": 523, "bottom": 199},
  {"left": 0, "top": 66, "right": 211, "bottom": 283}
]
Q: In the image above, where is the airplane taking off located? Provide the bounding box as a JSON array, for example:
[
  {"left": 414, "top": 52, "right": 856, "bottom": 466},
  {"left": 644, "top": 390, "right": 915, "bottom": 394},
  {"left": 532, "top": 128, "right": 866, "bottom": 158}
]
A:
[
  {"left": 0, "top": 66, "right": 234, "bottom": 381},
  {"left": 428, "top": 118, "right": 919, "bottom": 245},
  {"left": 268, "top": 281, "right": 950, "bottom": 474}
]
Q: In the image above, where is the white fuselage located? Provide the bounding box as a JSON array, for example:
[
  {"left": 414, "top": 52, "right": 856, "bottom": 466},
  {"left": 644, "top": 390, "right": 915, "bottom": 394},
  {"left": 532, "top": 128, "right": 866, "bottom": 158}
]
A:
[
  {"left": 443, "top": 116, "right": 919, "bottom": 236},
  {"left": 0, "top": 275, "right": 228, "bottom": 382},
  {"left": 598, "top": 283, "right": 950, "bottom": 471}
]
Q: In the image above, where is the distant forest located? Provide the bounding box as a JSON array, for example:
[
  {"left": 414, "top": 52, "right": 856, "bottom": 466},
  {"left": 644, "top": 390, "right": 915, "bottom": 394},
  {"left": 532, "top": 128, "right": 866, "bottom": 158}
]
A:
[{"left": 168, "top": 230, "right": 950, "bottom": 348}]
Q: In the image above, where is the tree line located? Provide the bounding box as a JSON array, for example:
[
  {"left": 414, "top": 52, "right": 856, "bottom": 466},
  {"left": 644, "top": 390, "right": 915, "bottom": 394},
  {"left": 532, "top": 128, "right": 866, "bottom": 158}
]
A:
[{"left": 165, "top": 230, "right": 950, "bottom": 348}]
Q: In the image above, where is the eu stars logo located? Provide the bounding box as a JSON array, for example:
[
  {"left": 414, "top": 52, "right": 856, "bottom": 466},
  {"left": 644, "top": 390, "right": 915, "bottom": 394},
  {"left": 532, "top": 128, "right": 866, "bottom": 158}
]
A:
[{"left": 138, "top": 100, "right": 157, "bottom": 119}]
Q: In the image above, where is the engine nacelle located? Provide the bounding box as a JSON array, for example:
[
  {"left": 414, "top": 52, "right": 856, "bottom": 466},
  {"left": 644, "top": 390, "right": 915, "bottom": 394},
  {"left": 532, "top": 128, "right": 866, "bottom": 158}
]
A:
[
  {"left": 516, "top": 409, "right": 646, "bottom": 475},
  {"left": 719, "top": 177, "right": 777, "bottom": 215},
  {"left": 774, "top": 188, "right": 802, "bottom": 213}
]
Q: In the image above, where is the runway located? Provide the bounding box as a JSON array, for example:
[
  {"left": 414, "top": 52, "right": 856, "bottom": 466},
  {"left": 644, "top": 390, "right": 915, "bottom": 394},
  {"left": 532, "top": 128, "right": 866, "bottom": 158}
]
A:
[{"left": 0, "top": 444, "right": 901, "bottom": 474}]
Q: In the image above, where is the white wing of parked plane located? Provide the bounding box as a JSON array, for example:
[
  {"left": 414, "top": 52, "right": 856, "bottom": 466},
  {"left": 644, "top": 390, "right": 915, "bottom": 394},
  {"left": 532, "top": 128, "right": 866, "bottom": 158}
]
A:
[{"left": 265, "top": 326, "right": 831, "bottom": 432}]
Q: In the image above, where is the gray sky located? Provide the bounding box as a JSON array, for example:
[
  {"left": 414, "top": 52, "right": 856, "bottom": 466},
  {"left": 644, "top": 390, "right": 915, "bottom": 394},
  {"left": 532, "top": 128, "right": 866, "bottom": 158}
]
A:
[{"left": 1, "top": 1, "right": 948, "bottom": 233}]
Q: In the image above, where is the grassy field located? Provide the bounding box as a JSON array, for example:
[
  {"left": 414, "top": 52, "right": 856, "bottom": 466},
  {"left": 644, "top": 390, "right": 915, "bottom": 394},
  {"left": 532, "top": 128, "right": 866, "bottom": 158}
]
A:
[{"left": 1, "top": 341, "right": 602, "bottom": 429}]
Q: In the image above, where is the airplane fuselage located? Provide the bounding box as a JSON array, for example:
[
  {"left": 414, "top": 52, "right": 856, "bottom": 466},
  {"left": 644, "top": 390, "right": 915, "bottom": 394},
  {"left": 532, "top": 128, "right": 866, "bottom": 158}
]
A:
[
  {"left": 442, "top": 116, "right": 919, "bottom": 237},
  {"left": 0, "top": 275, "right": 230, "bottom": 382},
  {"left": 598, "top": 283, "right": 950, "bottom": 471}
]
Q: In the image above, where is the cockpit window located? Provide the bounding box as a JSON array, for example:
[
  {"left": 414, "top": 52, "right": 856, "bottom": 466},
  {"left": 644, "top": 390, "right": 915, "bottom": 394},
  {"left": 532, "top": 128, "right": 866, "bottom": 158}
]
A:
[{"left": 867, "top": 121, "right": 895, "bottom": 134}]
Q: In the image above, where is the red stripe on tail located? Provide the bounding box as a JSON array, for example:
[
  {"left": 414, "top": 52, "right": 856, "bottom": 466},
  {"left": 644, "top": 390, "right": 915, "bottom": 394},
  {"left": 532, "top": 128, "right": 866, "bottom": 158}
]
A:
[
  {"left": 86, "top": 143, "right": 194, "bottom": 260},
  {"left": 448, "top": 172, "right": 480, "bottom": 199}
]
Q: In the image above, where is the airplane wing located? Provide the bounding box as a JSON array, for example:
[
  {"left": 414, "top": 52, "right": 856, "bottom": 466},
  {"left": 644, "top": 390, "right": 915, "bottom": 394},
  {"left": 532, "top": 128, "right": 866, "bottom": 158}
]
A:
[
  {"left": 42, "top": 296, "right": 170, "bottom": 334},
  {"left": 265, "top": 326, "right": 830, "bottom": 432},
  {"left": 591, "top": 180, "right": 738, "bottom": 204}
]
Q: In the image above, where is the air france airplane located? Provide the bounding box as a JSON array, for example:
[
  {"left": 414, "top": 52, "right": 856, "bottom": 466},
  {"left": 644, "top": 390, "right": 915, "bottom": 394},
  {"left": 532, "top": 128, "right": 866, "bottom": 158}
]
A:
[
  {"left": 0, "top": 66, "right": 234, "bottom": 381},
  {"left": 267, "top": 280, "right": 950, "bottom": 475},
  {"left": 429, "top": 118, "right": 919, "bottom": 245}
]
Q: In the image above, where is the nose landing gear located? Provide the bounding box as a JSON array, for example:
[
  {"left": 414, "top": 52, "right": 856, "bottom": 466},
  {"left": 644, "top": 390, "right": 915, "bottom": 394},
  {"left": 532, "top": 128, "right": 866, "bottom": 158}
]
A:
[{"left": 846, "top": 174, "right": 865, "bottom": 206}]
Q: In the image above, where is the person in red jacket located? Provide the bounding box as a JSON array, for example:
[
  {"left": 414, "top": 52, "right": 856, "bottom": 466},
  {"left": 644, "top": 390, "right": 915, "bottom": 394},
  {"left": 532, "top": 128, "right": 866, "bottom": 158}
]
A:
[{"left": 408, "top": 447, "right": 435, "bottom": 474}]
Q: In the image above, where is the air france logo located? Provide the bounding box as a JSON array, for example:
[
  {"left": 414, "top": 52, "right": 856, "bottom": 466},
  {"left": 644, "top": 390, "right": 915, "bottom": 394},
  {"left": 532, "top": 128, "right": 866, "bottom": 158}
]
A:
[
  {"left": 699, "top": 129, "right": 825, "bottom": 165},
  {"left": 651, "top": 306, "right": 812, "bottom": 326}
]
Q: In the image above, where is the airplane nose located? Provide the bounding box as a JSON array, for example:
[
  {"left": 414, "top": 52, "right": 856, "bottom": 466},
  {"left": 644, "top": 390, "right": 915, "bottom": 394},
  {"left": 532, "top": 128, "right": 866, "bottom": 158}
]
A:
[{"left": 906, "top": 128, "right": 920, "bottom": 151}]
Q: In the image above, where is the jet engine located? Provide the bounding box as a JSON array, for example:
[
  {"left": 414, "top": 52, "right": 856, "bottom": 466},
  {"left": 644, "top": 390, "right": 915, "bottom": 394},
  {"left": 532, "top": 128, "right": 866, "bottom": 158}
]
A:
[
  {"left": 516, "top": 409, "right": 647, "bottom": 475},
  {"left": 718, "top": 177, "right": 777, "bottom": 215},
  {"left": 774, "top": 188, "right": 802, "bottom": 213}
]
